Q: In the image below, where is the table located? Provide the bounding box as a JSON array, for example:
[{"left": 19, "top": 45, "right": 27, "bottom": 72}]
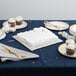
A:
[{"left": 0, "top": 20, "right": 76, "bottom": 76}]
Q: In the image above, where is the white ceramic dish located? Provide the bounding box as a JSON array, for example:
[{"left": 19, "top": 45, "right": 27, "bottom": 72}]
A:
[
  {"left": 0, "top": 29, "right": 6, "bottom": 40},
  {"left": 3, "top": 21, "right": 27, "bottom": 30},
  {"left": 58, "top": 43, "right": 76, "bottom": 58},
  {"left": 44, "top": 21, "right": 69, "bottom": 30},
  {"left": 0, "top": 43, "right": 39, "bottom": 61}
]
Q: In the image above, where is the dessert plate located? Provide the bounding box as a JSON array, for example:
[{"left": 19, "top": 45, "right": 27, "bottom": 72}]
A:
[
  {"left": 44, "top": 21, "right": 69, "bottom": 30},
  {"left": 58, "top": 43, "right": 76, "bottom": 58},
  {"left": 3, "top": 21, "right": 27, "bottom": 30},
  {"left": 0, "top": 43, "right": 39, "bottom": 61},
  {"left": 0, "top": 29, "right": 6, "bottom": 40}
]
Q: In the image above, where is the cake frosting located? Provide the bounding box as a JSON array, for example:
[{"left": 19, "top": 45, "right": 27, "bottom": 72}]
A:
[
  {"left": 17, "top": 27, "right": 60, "bottom": 48},
  {"left": 66, "top": 39, "right": 75, "bottom": 45},
  {"left": 66, "top": 44, "right": 75, "bottom": 50},
  {"left": 8, "top": 18, "right": 16, "bottom": 23},
  {"left": 15, "top": 16, "right": 23, "bottom": 21},
  {"left": 66, "top": 39, "right": 76, "bottom": 55}
]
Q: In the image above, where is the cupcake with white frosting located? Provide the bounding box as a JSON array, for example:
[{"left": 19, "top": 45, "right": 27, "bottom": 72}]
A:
[
  {"left": 8, "top": 18, "right": 16, "bottom": 27},
  {"left": 15, "top": 16, "right": 23, "bottom": 25},
  {"left": 65, "top": 39, "right": 76, "bottom": 55},
  {"left": 66, "top": 44, "right": 75, "bottom": 55},
  {"left": 66, "top": 39, "right": 75, "bottom": 45}
]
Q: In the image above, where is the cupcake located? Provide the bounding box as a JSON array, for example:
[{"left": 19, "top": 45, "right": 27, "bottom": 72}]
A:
[
  {"left": 8, "top": 18, "right": 16, "bottom": 27},
  {"left": 66, "top": 44, "right": 75, "bottom": 55},
  {"left": 15, "top": 16, "right": 23, "bottom": 25},
  {"left": 66, "top": 39, "right": 75, "bottom": 45}
]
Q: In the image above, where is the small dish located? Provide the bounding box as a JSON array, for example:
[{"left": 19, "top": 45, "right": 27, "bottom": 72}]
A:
[
  {"left": 0, "top": 29, "right": 6, "bottom": 40},
  {"left": 58, "top": 43, "right": 76, "bottom": 58},
  {"left": 44, "top": 21, "right": 69, "bottom": 30},
  {"left": 3, "top": 21, "right": 27, "bottom": 30}
]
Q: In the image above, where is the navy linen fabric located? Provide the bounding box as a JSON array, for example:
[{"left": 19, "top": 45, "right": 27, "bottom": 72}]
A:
[{"left": 0, "top": 20, "right": 76, "bottom": 68}]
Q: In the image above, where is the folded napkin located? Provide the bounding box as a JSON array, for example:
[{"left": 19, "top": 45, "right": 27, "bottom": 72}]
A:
[{"left": 0, "top": 43, "right": 39, "bottom": 62}]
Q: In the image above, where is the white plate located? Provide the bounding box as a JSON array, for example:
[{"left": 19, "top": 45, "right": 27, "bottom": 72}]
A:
[
  {"left": 58, "top": 43, "right": 76, "bottom": 58},
  {"left": 0, "top": 43, "right": 39, "bottom": 61},
  {"left": 3, "top": 21, "right": 27, "bottom": 30},
  {"left": 44, "top": 21, "right": 69, "bottom": 30},
  {"left": 0, "top": 30, "right": 6, "bottom": 40}
]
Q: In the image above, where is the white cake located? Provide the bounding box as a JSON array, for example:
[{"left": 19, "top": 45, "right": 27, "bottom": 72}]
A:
[{"left": 13, "top": 27, "right": 62, "bottom": 51}]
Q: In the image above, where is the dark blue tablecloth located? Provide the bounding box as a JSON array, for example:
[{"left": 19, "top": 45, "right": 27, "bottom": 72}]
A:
[{"left": 0, "top": 20, "right": 76, "bottom": 68}]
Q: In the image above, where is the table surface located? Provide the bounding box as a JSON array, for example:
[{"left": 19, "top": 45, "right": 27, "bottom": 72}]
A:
[{"left": 0, "top": 20, "right": 76, "bottom": 69}]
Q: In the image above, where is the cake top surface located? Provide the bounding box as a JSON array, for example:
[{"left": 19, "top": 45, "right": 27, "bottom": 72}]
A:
[
  {"left": 66, "top": 44, "right": 76, "bottom": 50},
  {"left": 15, "top": 16, "right": 23, "bottom": 21},
  {"left": 8, "top": 18, "right": 16, "bottom": 23},
  {"left": 66, "top": 39, "right": 75, "bottom": 45},
  {"left": 17, "top": 27, "right": 58, "bottom": 44}
]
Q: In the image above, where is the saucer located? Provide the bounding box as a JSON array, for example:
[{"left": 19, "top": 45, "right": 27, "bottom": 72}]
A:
[{"left": 58, "top": 43, "right": 76, "bottom": 58}]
